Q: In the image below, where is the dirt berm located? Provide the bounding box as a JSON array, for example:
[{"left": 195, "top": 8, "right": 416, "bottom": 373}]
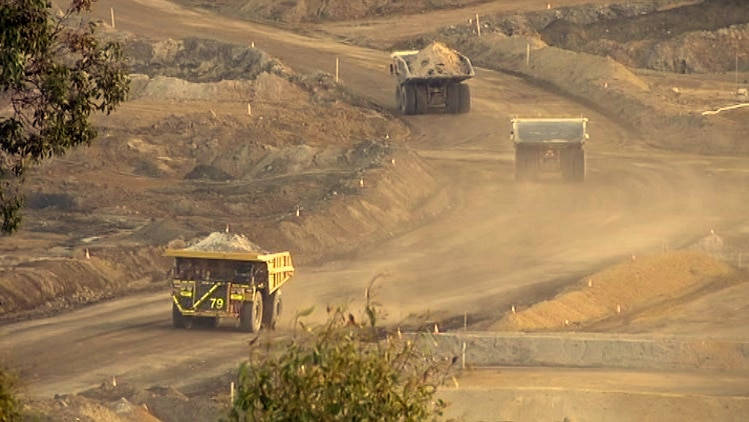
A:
[
  {"left": 173, "top": 0, "right": 487, "bottom": 23},
  {"left": 491, "top": 250, "right": 735, "bottom": 332}
]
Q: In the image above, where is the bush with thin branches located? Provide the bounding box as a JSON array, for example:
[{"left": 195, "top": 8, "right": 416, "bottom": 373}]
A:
[
  {"left": 228, "top": 306, "right": 453, "bottom": 421},
  {"left": 0, "top": 365, "right": 21, "bottom": 422}
]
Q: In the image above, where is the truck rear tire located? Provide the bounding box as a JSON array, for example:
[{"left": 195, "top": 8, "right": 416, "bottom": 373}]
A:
[
  {"left": 458, "top": 84, "right": 471, "bottom": 114},
  {"left": 414, "top": 84, "right": 428, "bottom": 114},
  {"left": 515, "top": 148, "right": 526, "bottom": 181},
  {"left": 239, "top": 296, "right": 263, "bottom": 333},
  {"left": 515, "top": 146, "right": 539, "bottom": 182},
  {"left": 572, "top": 148, "right": 585, "bottom": 182},
  {"left": 446, "top": 83, "right": 460, "bottom": 114},
  {"left": 400, "top": 85, "right": 416, "bottom": 115},
  {"left": 560, "top": 149, "right": 574, "bottom": 182},
  {"left": 262, "top": 290, "right": 282, "bottom": 330},
  {"left": 172, "top": 303, "right": 192, "bottom": 329}
]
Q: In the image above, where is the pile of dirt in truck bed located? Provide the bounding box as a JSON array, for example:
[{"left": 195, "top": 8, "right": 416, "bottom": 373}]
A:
[
  {"left": 405, "top": 42, "right": 469, "bottom": 77},
  {"left": 179, "top": 231, "right": 268, "bottom": 253},
  {"left": 489, "top": 250, "right": 736, "bottom": 332}
]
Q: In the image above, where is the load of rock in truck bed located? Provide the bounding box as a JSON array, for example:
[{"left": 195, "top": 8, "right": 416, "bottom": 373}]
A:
[
  {"left": 184, "top": 231, "right": 268, "bottom": 253},
  {"left": 405, "top": 42, "right": 473, "bottom": 78}
]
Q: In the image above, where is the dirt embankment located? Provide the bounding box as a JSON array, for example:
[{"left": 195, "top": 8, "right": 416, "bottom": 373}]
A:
[
  {"left": 0, "top": 246, "right": 170, "bottom": 318},
  {"left": 172, "top": 0, "right": 489, "bottom": 23},
  {"left": 491, "top": 250, "right": 736, "bottom": 332},
  {"left": 539, "top": 0, "right": 749, "bottom": 74}
]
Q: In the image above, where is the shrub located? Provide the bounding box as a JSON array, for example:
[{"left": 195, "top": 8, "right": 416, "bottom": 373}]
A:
[
  {"left": 228, "top": 306, "right": 452, "bottom": 421},
  {"left": 0, "top": 365, "right": 21, "bottom": 422}
]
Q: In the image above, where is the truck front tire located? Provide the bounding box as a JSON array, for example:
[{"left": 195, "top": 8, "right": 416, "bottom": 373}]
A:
[{"left": 240, "top": 296, "right": 263, "bottom": 333}]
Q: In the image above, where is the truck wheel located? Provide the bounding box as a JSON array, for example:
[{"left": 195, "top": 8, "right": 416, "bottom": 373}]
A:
[
  {"left": 172, "top": 303, "right": 192, "bottom": 329},
  {"left": 527, "top": 148, "right": 540, "bottom": 181},
  {"left": 572, "top": 148, "right": 585, "bottom": 182},
  {"left": 395, "top": 86, "right": 402, "bottom": 111},
  {"left": 458, "top": 84, "right": 471, "bottom": 113},
  {"left": 446, "top": 83, "right": 460, "bottom": 114},
  {"left": 402, "top": 85, "right": 417, "bottom": 115},
  {"left": 262, "top": 290, "right": 282, "bottom": 330},
  {"left": 239, "top": 296, "right": 263, "bottom": 333},
  {"left": 514, "top": 148, "right": 525, "bottom": 181},
  {"left": 560, "top": 149, "right": 574, "bottom": 182},
  {"left": 414, "top": 84, "right": 428, "bottom": 114},
  {"left": 516, "top": 147, "right": 539, "bottom": 182}
]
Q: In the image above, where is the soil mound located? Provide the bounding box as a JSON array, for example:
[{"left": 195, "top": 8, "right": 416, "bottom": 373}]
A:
[
  {"left": 489, "top": 251, "right": 735, "bottom": 332},
  {"left": 183, "top": 231, "right": 268, "bottom": 253},
  {"left": 124, "top": 37, "right": 278, "bottom": 82},
  {"left": 406, "top": 42, "right": 470, "bottom": 77},
  {"left": 26, "top": 382, "right": 225, "bottom": 422}
]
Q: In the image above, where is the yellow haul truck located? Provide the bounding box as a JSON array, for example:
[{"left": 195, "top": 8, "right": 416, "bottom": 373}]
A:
[
  {"left": 389, "top": 42, "right": 475, "bottom": 115},
  {"left": 165, "top": 241, "right": 294, "bottom": 332}
]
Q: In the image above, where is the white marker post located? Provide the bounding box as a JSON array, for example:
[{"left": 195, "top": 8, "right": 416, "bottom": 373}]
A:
[
  {"left": 335, "top": 57, "right": 339, "bottom": 82},
  {"left": 110, "top": 7, "right": 115, "bottom": 28},
  {"left": 461, "top": 342, "right": 466, "bottom": 369},
  {"left": 526, "top": 43, "right": 530, "bottom": 66},
  {"left": 475, "top": 14, "right": 481, "bottom": 37}
]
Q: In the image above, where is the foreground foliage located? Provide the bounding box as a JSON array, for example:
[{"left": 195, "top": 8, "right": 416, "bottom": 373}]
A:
[
  {"left": 0, "top": 0, "right": 129, "bottom": 234},
  {"left": 0, "top": 365, "right": 20, "bottom": 422},
  {"left": 228, "top": 306, "right": 453, "bottom": 421}
]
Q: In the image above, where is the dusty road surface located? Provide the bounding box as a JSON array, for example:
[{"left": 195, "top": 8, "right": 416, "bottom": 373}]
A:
[{"left": 2, "top": 0, "right": 749, "bottom": 421}]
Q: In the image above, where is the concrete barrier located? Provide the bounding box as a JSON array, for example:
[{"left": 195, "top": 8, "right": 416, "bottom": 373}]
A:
[{"left": 429, "top": 332, "right": 749, "bottom": 371}]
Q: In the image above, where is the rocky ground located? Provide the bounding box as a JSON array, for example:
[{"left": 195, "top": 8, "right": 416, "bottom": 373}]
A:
[{"left": 3, "top": 0, "right": 749, "bottom": 420}]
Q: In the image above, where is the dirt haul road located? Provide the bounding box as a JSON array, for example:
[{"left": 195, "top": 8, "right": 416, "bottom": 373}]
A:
[{"left": 3, "top": 0, "right": 749, "bottom": 414}]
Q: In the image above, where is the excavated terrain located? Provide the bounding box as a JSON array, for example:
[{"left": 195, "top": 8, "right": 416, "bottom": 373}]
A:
[{"left": 3, "top": 0, "right": 749, "bottom": 420}]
